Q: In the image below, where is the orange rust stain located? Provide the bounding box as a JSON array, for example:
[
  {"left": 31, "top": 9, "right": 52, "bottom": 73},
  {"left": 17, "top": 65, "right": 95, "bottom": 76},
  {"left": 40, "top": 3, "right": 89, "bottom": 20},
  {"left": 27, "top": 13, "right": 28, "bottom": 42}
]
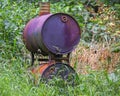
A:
[
  {"left": 39, "top": 64, "right": 50, "bottom": 74},
  {"left": 31, "top": 60, "right": 55, "bottom": 75}
]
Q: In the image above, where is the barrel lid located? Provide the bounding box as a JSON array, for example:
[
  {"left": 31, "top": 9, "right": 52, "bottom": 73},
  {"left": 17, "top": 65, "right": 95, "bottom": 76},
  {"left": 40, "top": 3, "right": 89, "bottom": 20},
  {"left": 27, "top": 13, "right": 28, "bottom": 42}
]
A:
[{"left": 41, "top": 13, "right": 81, "bottom": 54}]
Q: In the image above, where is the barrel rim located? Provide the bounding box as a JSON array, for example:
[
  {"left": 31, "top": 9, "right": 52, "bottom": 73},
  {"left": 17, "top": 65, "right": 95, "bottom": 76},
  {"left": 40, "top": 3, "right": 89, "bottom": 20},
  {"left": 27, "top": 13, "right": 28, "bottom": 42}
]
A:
[{"left": 41, "top": 63, "right": 76, "bottom": 78}]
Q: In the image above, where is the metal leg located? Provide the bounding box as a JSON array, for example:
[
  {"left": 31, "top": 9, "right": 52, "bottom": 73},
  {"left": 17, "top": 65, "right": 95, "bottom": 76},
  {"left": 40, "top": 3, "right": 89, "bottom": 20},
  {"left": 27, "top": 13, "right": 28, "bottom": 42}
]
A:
[
  {"left": 31, "top": 52, "right": 34, "bottom": 66},
  {"left": 56, "top": 54, "right": 62, "bottom": 63},
  {"left": 67, "top": 53, "right": 71, "bottom": 64}
]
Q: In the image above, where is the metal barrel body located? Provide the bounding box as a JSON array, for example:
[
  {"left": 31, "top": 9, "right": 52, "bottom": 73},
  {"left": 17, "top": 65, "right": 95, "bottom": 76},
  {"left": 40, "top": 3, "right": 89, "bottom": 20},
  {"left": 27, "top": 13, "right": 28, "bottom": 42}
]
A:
[
  {"left": 23, "top": 13, "right": 81, "bottom": 55},
  {"left": 32, "top": 63, "right": 77, "bottom": 84},
  {"left": 23, "top": 14, "right": 52, "bottom": 54}
]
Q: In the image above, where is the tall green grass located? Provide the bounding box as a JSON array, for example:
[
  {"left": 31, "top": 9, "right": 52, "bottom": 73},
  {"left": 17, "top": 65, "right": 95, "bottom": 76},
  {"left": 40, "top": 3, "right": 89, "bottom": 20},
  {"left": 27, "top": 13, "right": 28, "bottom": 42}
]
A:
[{"left": 0, "top": 57, "right": 120, "bottom": 96}]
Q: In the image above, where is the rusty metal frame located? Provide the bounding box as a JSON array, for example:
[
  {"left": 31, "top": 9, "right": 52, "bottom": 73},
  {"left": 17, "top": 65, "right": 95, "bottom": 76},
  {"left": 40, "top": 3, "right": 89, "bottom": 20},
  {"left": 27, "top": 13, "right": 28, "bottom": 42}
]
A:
[{"left": 30, "top": 52, "right": 71, "bottom": 66}]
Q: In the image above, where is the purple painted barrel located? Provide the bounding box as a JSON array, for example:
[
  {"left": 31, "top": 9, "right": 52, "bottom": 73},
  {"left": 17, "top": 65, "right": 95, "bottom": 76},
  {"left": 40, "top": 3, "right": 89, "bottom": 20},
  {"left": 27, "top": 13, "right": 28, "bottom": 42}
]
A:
[{"left": 23, "top": 13, "right": 81, "bottom": 55}]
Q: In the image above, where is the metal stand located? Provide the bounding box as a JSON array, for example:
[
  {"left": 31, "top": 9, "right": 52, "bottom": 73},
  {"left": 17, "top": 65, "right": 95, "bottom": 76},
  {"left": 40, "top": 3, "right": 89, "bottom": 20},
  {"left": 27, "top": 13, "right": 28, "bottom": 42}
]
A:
[
  {"left": 31, "top": 52, "right": 34, "bottom": 66},
  {"left": 30, "top": 52, "right": 71, "bottom": 66}
]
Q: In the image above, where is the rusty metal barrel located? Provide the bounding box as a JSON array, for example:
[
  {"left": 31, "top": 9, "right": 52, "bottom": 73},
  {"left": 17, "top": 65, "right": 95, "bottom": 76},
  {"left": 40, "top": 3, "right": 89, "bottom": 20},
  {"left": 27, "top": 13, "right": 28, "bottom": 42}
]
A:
[
  {"left": 23, "top": 2, "right": 80, "bottom": 85},
  {"left": 23, "top": 13, "right": 81, "bottom": 55},
  {"left": 32, "top": 62, "right": 77, "bottom": 84}
]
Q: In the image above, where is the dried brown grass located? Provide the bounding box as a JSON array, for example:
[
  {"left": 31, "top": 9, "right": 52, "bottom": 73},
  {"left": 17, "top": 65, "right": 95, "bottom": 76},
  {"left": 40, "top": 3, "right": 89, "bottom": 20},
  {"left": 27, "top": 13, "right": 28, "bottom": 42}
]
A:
[{"left": 71, "top": 43, "right": 120, "bottom": 74}]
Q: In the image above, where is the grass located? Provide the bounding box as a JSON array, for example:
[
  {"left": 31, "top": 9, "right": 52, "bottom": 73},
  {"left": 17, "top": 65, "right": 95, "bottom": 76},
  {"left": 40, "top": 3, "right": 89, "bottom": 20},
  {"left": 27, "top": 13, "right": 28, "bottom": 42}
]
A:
[
  {"left": 0, "top": 0, "right": 120, "bottom": 95},
  {"left": 71, "top": 43, "right": 120, "bottom": 74},
  {"left": 0, "top": 55, "right": 120, "bottom": 96}
]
